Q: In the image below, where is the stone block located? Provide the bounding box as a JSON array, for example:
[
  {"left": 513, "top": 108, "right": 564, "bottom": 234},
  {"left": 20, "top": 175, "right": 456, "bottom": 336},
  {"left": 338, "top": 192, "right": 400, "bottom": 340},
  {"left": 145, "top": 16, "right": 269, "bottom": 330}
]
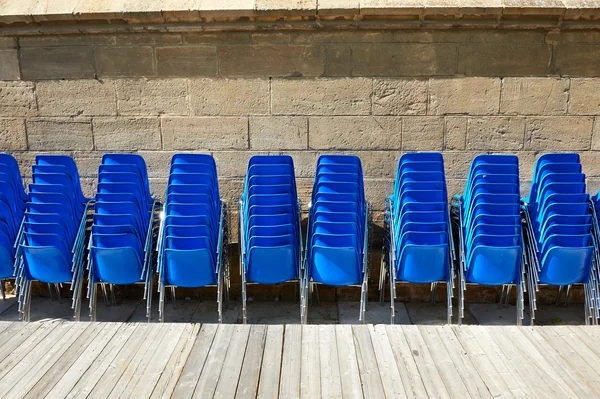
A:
[
  {"left": 93, "top": 117, "right": 161, "bottom": 150},
  {"left": 458, "top": 43, "right": 551, "bottom": 76},
  {"left": 250, "top": 117, "right": 309, "bottom": 150},
  {"left": 429, "top": 78, "right": 501, "bottom": 115},
  {"left": 255, "top": 0, "right": 317, "bottom": 15},
  {"left": 218, "top": 178, "right": 244, "bottom": 205},
  {"left": 161, "top": 117, "right": 248, "bottom": 150},
  {"left": 219, "top": 45, "right": 325, "bottom": 77},
  {"left": 284, "top": 151, "right": 319, "bottom": 178},
  {"left": 364, "top": 179, "right": 394, "bottom": 211},
  {"left": 183, "top": 32, "right": 251, "bottom": 44},
  {"left": 525, "top": 117, "right": 593, "bottom": 150},
  {"left": 72, "top": 151, "right": 103, "bottom": 178},
  {"left": 189, "top": 79, "right": 269, "bottom": 115},
  {"left": 19, "top": 35, "right": 116, "bottom": 47},
  {"left": 500, "top": 78, "right": 569, "bottom": 116},
  {"left": 271, "top": 78, "right": 372, "bottom": 115},
  {"left": 593, "top": 118, "right": 600, "bottom": 150},
  {"left": 0, "top": 82, "right": 37, "bottom": 117},
  {"left": 94, "top": 47, "right": 155, "bottom": 77},
  {"left": 360, "top": 0, "right": 425, "bottom": 16},
  {"left": 318, "top": 0, "right": 359, "bottom": 15},
  {"left": 0, "top": 38, "right": 17, "bottom": 49},
  {"left": 351, "top": 43, "right": 457, "bottom": 76},
  {"left": 136, "top": 151, "right": 177, "bottom": 178},
  {"left": 26, "top": 118, "right": 93, "bottom": 151},
  {"left": 444, "top": 117, "right": 467, "bottom": 150},
  {"left": 212, "top": 151, "right": 268, "bottom": 178},
  {"left": 200, "top": 0, "right": 255, "bottom": 17},
  {"left": 580, "top": 150, "right": 600, "bottom": 177},
  {"left": 355, "top": 151, "right": 402, "bottom": 178},
  {"left": 116, "top": 79, "right": 188, "bottom": 116},
  {"left": 442, "top": 151, "right": 480, "bottom": 179},
  {"left": 324, "top": 45, "right": 352, "bottom": 76},
  {"left": 37, "top": 80, "right": 117, "bottom": 117},
  {"left": 309, "top": 117, "right": 402, "bottom": 150},
  {"left": 373, "top": 79, "right": 428, "bottom": 116},
  {"left": 0, "top": 50, "right": 20, "bottom": 80},
  {"left": 555, "top": 45, "right": 600, "bottom": 76},
  {"left": 20, "top": 47, "right": 94, "bottom": 79},
  {"left": 402, "top": 117, "right": 444, "bottom": 151},
  {"left": 470, "top": 30, "right": 544, "bottom": 44},
  {"left": 466, "top": 117, "right": 525, "bottom": 150},
  {"left": 116, "top": 34, "right": 182, "bottom": 45},
  {"left": 0, "top": 119, "right": 27, "bottom": 150},
  {"left": 569, "top": 79, "right": 600, "bottom": 115},
  {"left": 156, "top": 47, "right": 218, "bottom": 77}
]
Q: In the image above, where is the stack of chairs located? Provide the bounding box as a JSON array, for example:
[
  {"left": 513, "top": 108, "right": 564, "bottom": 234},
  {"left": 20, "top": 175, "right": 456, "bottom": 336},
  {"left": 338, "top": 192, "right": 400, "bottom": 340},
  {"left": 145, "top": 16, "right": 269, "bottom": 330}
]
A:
[
  {"left": 239, "top": 155, "right": 302, "bottom": 324},
  {"left": 452, "top": 154, "right": 526, "bottom": 325},
  {"left": 382, "top": 153, "right": 455, "bottom": 324},
  {"left": 302, "top": 155, "right": 370, "bottom": 323},
  {"left": 87, "top": 154, "right": 158, "bottom": 321},
  {"left": 157, "top": 154, "right": 229, "bottom": 323},
  {"left": 0, "top": 154, "right": 27, "bottom": 299},
  {"left": 524, "top": 153, "right": 599, "bottom": 325},
  {"left": 17, "top": 155, "right": 90, "bottom": 321}
]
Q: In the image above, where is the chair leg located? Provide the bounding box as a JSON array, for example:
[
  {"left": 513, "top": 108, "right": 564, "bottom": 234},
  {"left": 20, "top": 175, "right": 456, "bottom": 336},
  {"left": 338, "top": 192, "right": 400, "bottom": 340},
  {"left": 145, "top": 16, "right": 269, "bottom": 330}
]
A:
[
  {"left": 159, "top": 284, "right": 165, "bottom": 323},
  {"left": 48, "top": 283, "right": 53, "bottom": 301},
  {"left": 0, "top": 280, "right": 5, "bottom": 300},
  {"left": 91, "top": 283, "right": 97, "bottom": 322},
  {"left": 556, "top": 285, "right": 564, "bottom": 306},
  {"left": 505, "top": 285, "right": 512, "bottom": 307},
  {"left": 565, "top": 285, "right": 572, "bottom": 307}
]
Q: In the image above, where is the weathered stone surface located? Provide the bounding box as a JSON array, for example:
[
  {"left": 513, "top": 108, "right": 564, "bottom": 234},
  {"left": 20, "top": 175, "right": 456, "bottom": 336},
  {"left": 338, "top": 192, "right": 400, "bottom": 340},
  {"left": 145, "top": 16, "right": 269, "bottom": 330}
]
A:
[
  {"left": 500, "top": 78, "right": 569, "bottom": 116},
  {"left": 37, "top": 80, "right": 117, "bottom": 116},
  {"left": 355, "top": 151, "right": 402, "bottom": 178},
  {"left": 555, "top": 45, "right": 600, "bottom": 76},
  {"left": 161, "top": 117, "right": 248, "bottom": 150},
  {"left": 592, "top": 118, "right": 600, "bottom": 150},
  {"left": 0, "top": 119, "right": 27, "bottom": 150},
  {"left": 466, "top": 117, "right": 525, "bottom": 150},
  {"left": 285, "top": 151, "right": 319, "bottom": 177},
  {"left": 309, "top": 117, "right": 402, "bottom": 150},
  {"left": 470, "top": 30, "right": 544, "bottom": 44},
  {"left": 429, "top": 78, "right": 501, "bottom": 115},
  {"left": 0, "top": 50, "right": 19, "bottom": 80},
  {"left": 272, "top": 78, "right": 372, "bottom": 115},
  {"left": 458, "top": 43, "right": 551, "bottom": 76},
  {"left": 373, "top": 79, "right": 427, "bottom": 116},
  {"left": 352, "top": 43, "right": 457, "bottom": 76},
  {"left": 26, "top": 118, "right": 93, "bottom": 151},
  {"left": 442, "top": 151, "right": 480, "bottom": 179},
  {"left": 402, "top": 117, "right": 444, "bottom": 151},
  {"left": 116, "top": 79, "right": 188, "bottom": 116},
  {"left": 0, "top": 82, "right": 37, "bottom": 117},
  {"left": 569, "top": 79, "right": 600, "bottom": 115},
  {"left": 72, "top": 151, "right": 103, "bottom": 178},
  {"left": 183, "top": 32, "right": 251, "bottom": 44},
  {"left": 136, "top": 151, "right": 177, "bottom": 178},
  {"left": 200, "top": 0, "right": 255, "bottom": 16},
  {"left": 156, "top": 47, "right": 217, "bottom": 77},
  {"left": 444, "top": 117, "right": 466, "bottom": 150},
  {"left": 219, "top": 45, "right": 325, "bottom": 77},
  {"left": 318, "top": 0, "right": 359, "bottom": 14},
  {"left": 324, "top": 45, "right": 352, "bottom": 76},
  {"left": 19, "top": 35, "right": 116, "bottom": 47},
  {"left": 364, "top": 178, "right": 394, "bottom": 210},
  {"left": 189, "top": 79, "right": 269, "bottom": 115},
  {"left": 116, "top": 34, "right": 182, "bottom": 45},
  {"left": 94, "top": 47, "right": 154, "bottom": 77},
  {"left": 93, "top": 117, "right": 161, "bottom": 150},
  {"left": 20, "top": 47, "right": 94, "bottom": 79},
  {"left": 525, "top": 117, "right": 593, "bottom": 150},
  {"left": 250, "top": 117, "right": 308, "bottom": 150},
  {"left": 255, "top": 0, "right": 317, "bottom": 14},
  {"left": 579, "top": 150, "right": 600, "bottom": 177},
  {"left": 212, "top": 151, "right": 267, "bottom": 178},
  {"left": 0, "top": 38, "right": 17, "bottom": 49}
]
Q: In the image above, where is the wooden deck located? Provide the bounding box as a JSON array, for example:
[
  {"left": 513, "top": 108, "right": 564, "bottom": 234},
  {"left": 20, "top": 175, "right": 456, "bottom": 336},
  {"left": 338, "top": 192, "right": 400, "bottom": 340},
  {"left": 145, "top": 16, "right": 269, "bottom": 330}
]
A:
[{"left": 0, "top": 322, "right": 599, "bottom": 398}]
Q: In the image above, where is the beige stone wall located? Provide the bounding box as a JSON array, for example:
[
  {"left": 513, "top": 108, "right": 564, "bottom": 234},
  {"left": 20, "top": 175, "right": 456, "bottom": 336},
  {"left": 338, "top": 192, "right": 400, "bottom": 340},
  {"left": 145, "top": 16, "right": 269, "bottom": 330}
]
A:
[{"left": 1, "top": 28, "right": 600, "bottom": 212}]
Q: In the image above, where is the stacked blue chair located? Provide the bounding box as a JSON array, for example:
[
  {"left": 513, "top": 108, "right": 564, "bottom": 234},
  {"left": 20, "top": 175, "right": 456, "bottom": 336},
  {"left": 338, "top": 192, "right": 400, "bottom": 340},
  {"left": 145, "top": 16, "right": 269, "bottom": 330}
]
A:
[
  {"left": 382, "top": 153, "right": 455, "bottom": 324},
  {"left": 16, "top": 155, "right": 90, "bottom": 321},
  {"left": 156, "top": 154, "right": 229, "bottom": 323},
  {"left": 239, "top": 155, "right": 302, "bottom": 324},
  {"left": 0, "top": 154, "right": 27, "bottom": 299},
  {"left": 452, "top": 154, "right": 526, "bottom": 325},
  {"left": 87, "top": 154, "right": 158, "bottom": 321},
  {"left": 302, "top": 155, "right": 370, "bottom": 323},
  {"left": 524, "top": 153, "right": 599, "bottom": 325}
]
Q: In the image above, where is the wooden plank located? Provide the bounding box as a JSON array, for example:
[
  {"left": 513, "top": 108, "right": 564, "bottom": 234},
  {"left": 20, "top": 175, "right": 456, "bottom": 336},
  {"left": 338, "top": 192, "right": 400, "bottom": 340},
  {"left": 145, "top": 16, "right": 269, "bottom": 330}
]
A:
[
  {"left": 192, "top": 324, "right": 235, "bottom": 398},
  {"left": 150, "top": 324, "right": 201, "bottom": 399},
  {"left": 172, "top": 323, "right": 218, "bottom": 399},
  {"left": 384, "top": 325, "right": 427, "bottom": 399},
  {"left": 553, "top": 326, "right": 600, "bottom": 377},
  {"left": 451, "top": 326, "right": 514, "bottom": 399},
  {"left": 0, "top": 321, "right": 14, "bottom": 336},
  {"left": 256, "top": 325, "right": 284, "bottom": 399},
  {"left": 2, "top": 322, "right": 90, "bottom": 399},
  {"left": 335, "top": 325, "right": 363, "bottom": 399},
  {"left": 369, "top": 325, "right": 407, "bottom": 399},
  {"left": 279, "top": 324, "right": 302, "bottom": 399},
  {"left": 319, "top": 325, "right": 342, "bottom": 399},
  {"left": 417, "top": 325, "right": 470, "bottom": 398},
  {"left": 516, "top": 326, "right": 598, "bottom": 397},
  {"left": 214, "top": 325, "right": 251, "bottom": 398},
  {"left": 401, "top": 325, "right": 450, "bottom": 399},
  {"left": 24, "top": 323, "right": 110, "bottom": 399},
  {"left": 0, "top": 297, "right": 17, "bottom": 315},
  {"left": 127, "top": 323, "right": 188, "bottom": 398},
  {"left": 235, "top": 325, "right": 267, "bottom": 399},
  {"left": 87, "top": 323, "right": 157, "bottom": 399},
  {"left": 0, "top": 322, "right": 49, "bottom": 379},
  {"left": 65, "top": 323, "right": 139, "bottom": 399},
  {"left": 300, "top": 325, "right": 320, "bottom": 399},
  {"left": 534, "top": 326, "right": 600, "bottom": 392},
  {"left": 352, "top": 325, "right": 385, "bottom": 399}
]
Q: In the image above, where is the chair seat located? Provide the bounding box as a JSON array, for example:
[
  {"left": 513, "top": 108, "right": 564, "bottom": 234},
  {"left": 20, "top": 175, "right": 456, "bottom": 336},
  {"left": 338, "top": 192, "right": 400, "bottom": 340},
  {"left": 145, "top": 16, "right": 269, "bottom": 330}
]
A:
[
  {"left": 164, "top": 249, "right": 216, "bottom": 287},
  {"left": 310, "top": 246, "right": 361, "bottom": 286},
  {"left": 539, "top": 246, "right": 594, "bottom": 286},
  {"left": 21, "top": 246, "right": 73, "bottom": 284},
  {"left": 91, "top": 247, "right": 143, "bottom": 285},
  {"left": 396, "top": 244, "right": 449, "bottom": 283},
  {"left": 247, "top": 246, "right": 297, "bottom": 284},
  {"left": 466, "top": 246, "right": 521, "bottom": 285}
]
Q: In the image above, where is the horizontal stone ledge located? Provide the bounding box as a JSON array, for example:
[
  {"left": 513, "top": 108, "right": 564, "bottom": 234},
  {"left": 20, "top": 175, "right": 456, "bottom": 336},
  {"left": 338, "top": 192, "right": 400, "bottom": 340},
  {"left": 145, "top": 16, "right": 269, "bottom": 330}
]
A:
[{"left": 1, "top": 0, "right": 600, "bottom": 30}]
